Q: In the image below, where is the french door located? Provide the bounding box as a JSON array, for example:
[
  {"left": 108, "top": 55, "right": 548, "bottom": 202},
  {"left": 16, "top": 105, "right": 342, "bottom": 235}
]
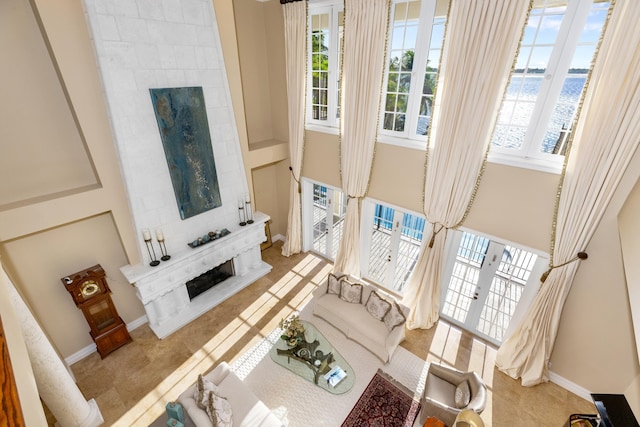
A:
[
  {"left": 440, "top": 230, "right": 547, "bottom": 345},
  {"left": 361, "top": 201, "right": 425, "bottom": 294},
  {"left": 302, "top": 180, "right": 347, "bottom": 261}
]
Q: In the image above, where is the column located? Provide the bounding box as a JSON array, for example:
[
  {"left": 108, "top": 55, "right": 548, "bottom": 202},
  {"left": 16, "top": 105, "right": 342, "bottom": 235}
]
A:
[{"left": 2, "top": 268, "right": 104, "bottom": 427}]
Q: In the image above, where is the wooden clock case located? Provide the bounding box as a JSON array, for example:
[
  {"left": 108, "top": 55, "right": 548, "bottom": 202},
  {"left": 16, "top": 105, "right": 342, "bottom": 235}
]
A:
[{"left": 61, "top": 264, "right": 132, "bottom": 358}]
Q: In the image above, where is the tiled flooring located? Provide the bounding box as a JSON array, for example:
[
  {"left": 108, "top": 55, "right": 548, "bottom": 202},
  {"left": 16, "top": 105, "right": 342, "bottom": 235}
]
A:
[{"left": 61, "top": 241, "right": 595, "bottom": 426}]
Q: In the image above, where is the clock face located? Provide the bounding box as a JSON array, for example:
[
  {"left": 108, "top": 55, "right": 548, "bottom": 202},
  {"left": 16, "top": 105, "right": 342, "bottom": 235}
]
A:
[{"left": 81, "top": 280, "right": 100, "bottom": 298}]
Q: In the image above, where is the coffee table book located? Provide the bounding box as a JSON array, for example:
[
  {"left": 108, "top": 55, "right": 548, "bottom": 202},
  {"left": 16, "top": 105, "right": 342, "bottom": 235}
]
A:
[{"left": 325, "top": 366, "right": 347, "bottom": 387}]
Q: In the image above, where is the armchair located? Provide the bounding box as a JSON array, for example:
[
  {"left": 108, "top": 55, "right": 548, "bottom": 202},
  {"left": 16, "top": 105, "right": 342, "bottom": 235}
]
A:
[{"left": 418, "top": 363, "right": 487, "bottom": 426}]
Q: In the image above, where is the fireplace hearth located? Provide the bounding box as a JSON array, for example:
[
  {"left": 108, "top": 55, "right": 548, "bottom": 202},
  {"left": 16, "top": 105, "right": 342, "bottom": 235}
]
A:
[{"left": 186, "top": 259, "right": 234, "bottom": 300}]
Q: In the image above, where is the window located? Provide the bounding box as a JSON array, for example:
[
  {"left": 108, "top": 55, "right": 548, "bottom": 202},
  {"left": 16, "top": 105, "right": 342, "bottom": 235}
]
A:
[
  {"left": 302, "top": 179, "right": 347, "bottom": 261},
  {"left": 307, "top": 3, "right": 343, "bottom": 129},
  {"left": 490, "top": 0, "right": 611, "bottom": 171},
  {"left": 440, "top": 230, "right": 547, "bottom": 345},
  {"left": 361, "top": 200, "right": 426, "bottom": 293},
  {"left": 379, "top": 0, "right": 448, "bottom": 147}
]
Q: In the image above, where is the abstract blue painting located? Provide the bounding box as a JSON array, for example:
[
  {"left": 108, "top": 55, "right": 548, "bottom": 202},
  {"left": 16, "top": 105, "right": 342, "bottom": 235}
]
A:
[{"left": 150, "top": 87, "right": 221, "bottom": 220}]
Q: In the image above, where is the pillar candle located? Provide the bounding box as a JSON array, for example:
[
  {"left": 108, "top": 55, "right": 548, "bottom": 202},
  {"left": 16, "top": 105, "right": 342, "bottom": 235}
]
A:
[{"left": 142, "top": 229, "right": 151, "bottom": 241}]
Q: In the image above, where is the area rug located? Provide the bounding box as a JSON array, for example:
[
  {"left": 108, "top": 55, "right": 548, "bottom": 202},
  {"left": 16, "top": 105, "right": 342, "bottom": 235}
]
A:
[
  {"left": 342, "top": 369, "right": 421, "bottom": 427},
  {"left": 231, "top": 302, "right": 429, "bottom": 426}
]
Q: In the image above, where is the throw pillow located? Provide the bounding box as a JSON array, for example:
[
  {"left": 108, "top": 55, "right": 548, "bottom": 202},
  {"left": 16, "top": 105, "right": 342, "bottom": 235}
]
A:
[
  {"left": 365, "top": 291, "right": 392, "bottom": 321},
  {"left": 339, "top": 279, "right": 363, "bottom": 304},
  {"left": 206, "top": 390, "right": 233, "bottom": 427},
  {"left": 193, "top": 374, "right": 220, "bottom": 410},
  {"left": 383, "top": 301, "right": 407, "bottom": 331},
  {"left": 454, "top": 381, "right": 471, "bottom": 408},
  {"left": 327, "top": 272, "right": 345, "bottom": 295}
]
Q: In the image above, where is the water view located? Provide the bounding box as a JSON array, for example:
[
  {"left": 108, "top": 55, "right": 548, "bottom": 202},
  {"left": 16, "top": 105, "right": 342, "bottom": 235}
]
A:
[{"left": 493, "top": 73, "right": 587, "bottom": 153}]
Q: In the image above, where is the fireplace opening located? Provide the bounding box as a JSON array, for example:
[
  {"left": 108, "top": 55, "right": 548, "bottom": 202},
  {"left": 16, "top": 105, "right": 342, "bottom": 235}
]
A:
[{"left": 185, "top": 259, "right": 235, "bottom": 300}]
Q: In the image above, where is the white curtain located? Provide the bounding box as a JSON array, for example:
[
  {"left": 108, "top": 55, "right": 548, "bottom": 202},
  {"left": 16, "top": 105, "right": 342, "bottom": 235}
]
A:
[
  {"left": 281, "top": 1, "right": 307, "bottom": 257},
  {"left": 496, "top": 0, "right": 640, "bottom": 386},
  {"left": 402, "top": 0, "right": 529, "bottom": 329},
  {"left": 333, "top": 0, "right": 389, "bottom": 275}
]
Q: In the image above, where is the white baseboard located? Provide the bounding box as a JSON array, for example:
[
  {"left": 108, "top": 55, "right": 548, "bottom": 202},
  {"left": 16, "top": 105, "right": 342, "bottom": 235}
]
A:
[
  {"left": 550, "top": 370, "right": 592, "bottom": 401},
  {"left": 272, "top": 233, "right": 285, "bottom": 242},
  {"left": 126, "top": 314, "right": 148, "bottom": 331},
  {"left": 64, "top": 315, "right": 148, "bottom": 366}
]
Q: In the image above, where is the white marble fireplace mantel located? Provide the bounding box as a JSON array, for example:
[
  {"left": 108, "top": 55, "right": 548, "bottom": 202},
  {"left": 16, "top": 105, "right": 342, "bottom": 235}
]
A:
[{"left": 121, "top": 212, "right": 272, "bottom": 339}]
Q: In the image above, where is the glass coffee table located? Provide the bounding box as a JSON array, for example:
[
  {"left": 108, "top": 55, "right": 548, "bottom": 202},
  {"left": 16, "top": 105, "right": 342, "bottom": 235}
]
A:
[{"left": 269, "top": 320, "right": 354, "bottom": 394}]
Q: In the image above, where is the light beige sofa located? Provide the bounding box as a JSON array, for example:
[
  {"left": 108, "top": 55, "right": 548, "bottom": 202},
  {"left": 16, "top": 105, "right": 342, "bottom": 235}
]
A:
[
  {"left": 178, "top": 362, "right": 283, "bottom": 427},
  {"left": 312, "top": 273, "right": 409, "bottom": 363}
]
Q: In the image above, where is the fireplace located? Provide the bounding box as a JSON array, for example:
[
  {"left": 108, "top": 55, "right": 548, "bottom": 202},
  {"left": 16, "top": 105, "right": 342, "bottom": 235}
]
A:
[
  {"left": 86, "top": 0, "right": 273, "bottom": 339},
  {"left": 120, "top": 213, "right": 271, "bottom": 339},
  {"left": 186, "top": 259, "right": 235, "bottom": 300}
]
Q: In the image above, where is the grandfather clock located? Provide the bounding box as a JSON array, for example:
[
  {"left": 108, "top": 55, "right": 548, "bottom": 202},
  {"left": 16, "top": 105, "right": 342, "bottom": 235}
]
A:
[{"left": 61, "top": 264, "right": 132, "bottom": 358}]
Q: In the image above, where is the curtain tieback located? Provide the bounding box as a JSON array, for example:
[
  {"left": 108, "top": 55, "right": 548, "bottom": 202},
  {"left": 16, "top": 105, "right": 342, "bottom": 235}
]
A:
[
  {"left": 428, "top": 223, "right": 446, "bottom": 248},
  {"left": 288, "top": 166, "right": 302, "bottom": 193},
  {"left": 540, "top": 251, "right": 588, "bottom": 283}
]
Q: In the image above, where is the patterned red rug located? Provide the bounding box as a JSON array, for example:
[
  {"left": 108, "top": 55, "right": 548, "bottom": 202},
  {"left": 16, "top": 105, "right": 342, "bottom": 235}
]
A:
[{"left": 341, "top": 369, "right": 421, "bottom": 427}]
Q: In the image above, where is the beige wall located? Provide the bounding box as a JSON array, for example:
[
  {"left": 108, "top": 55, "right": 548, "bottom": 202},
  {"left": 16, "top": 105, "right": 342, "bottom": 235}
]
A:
[
  {"left": 302, "top": 131, "right": 342, "bottom": 189},
  {"left": 213, "top": 0, "right": 290, "bottom": 212},
  {"left": 550, "top": 145, "right": 640, "bottom": 400},
  {"left": 251, "top": 160, "right": 290, "bottom": 238},
  {"left": 0, "top": 0, "right": 97, "bottom": 208},
  {"left": 618, "top": 168, "right": 640, "bottom": 417},
  {"left": 233, "top": 0, "right": 287, "bottom": 145},
  {"left": 1, "top": 213, "right": 140, "bottom": 357},
  {"left": 303, "top": 132, "right": 556, "bottom": 252},
  {"left": 465, "top": 163, "right": 558, "bottom": 253},
  {"left": 625, "top": 374, "right": 640, "bottom": 418},
  {"left": 0, "top": 0, "right": 142, "bottom": 365}
]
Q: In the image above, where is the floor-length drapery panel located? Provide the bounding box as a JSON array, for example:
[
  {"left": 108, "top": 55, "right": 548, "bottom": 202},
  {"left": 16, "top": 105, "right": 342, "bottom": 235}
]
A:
[
  {"left": 333, "top": 0, "right": 389, "bottom": 275},
  {"left": 281, "top": 1, "right": 307, "bottom": 257},
  {"left": 496, "top": 0, "right": 640, "bottom": 386},
  {"left": 402, "top": 0, "right": 529, "bottom": 329}
]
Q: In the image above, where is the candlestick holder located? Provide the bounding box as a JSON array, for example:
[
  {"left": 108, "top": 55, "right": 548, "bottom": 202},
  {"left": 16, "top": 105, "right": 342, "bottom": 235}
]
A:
[
  {"left": 238, "top": 199, "right": 247, "bottom": 226},
  {"left": 144, "top": 238, "right": 160, "bottom": 267},
  {"left": 238, "top": 206, "right": 247, "bottom": 226},
  {"left": 156, "top": 237, "right": 171, "bottom": 261},
  {"left": 245, "top": 199, "right": 254, "bottom": 224}
]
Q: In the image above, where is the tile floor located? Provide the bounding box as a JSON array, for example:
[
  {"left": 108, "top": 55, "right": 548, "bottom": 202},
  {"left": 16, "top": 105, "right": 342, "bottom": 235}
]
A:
[{"left": 57, "top": 241, "right": 595, "bottom": 426}]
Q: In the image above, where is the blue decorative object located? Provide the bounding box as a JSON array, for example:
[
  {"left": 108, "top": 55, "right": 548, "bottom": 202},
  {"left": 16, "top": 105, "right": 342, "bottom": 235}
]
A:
[
  {"left": 166, "top": 419, "right": 184, "bottom": 427},
  {"left": 165, "top": 401, "right": 184, "bottom": 423},
  {"left": 150, "top": 87, "right": 222, "bottom": 220}
]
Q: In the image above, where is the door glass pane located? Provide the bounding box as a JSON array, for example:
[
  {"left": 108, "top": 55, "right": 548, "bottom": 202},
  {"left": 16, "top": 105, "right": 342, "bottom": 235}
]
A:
[
  {"left": 88, "top": 299, "right": 116, "bottom": 331},
  {"left": 367, "top": 204, "right": 395, "bottom": 284},
  {"left": 331, "top": 192, "right": 347, "bottom": 259},
  {"left": 476, "top": 246, "right": 538, "bottom": 341},
  {"left": 393, "top": 212, "right": 425, "bottom": 292},
  {"left": 312, "top": 184, "right": 328, "bottom": 254},
  {"left": 442, "top": 230, "right": 546, "bottom": 345},
  {"left": 442, "top": 232, "right": 489, "bottom": 323}
]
